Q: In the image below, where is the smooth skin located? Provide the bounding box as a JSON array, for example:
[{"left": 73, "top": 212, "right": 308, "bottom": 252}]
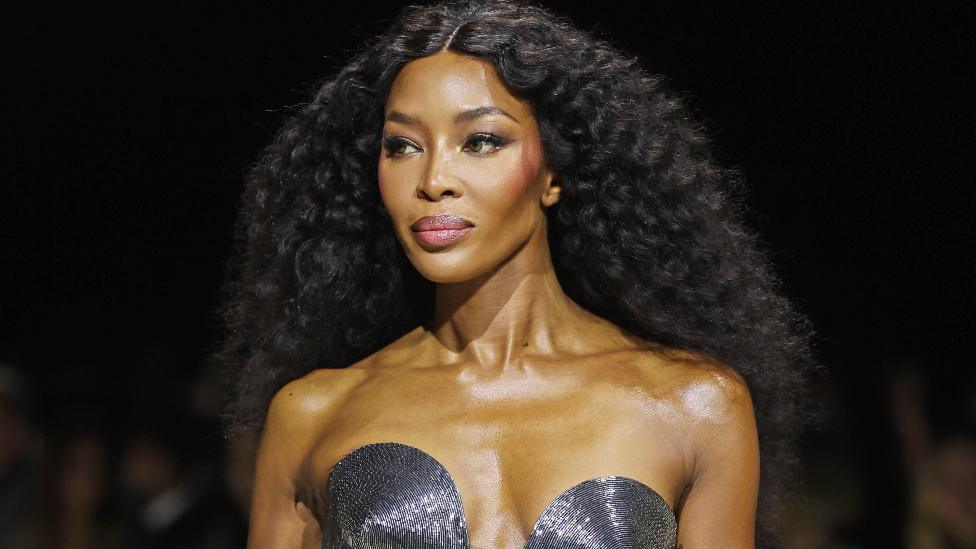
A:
[{"left": 247, "top": 50, "right": 760, "bottom": 549}]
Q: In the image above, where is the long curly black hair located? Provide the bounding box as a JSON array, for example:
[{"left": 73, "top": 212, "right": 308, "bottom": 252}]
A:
[{"left": 218, "top": 0, "right": 820, "bottom": 544}]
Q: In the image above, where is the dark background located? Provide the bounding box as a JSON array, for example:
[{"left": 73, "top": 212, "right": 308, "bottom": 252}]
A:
[{"left": 3, "top": 2, "right": 974, "bottom": 547}]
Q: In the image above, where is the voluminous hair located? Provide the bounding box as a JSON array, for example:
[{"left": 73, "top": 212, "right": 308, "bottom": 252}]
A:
[{"left": 218, "top": 1, "right": 821, "bottom": 544}]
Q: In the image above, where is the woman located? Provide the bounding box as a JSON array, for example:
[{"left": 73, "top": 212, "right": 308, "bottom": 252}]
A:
[{"left": 219, "top": 1, "right": 819, "bottom": 547}]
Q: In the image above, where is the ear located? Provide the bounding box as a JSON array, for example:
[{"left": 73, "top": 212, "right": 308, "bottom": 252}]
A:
[{"left": 541, "top": 168, "right": 561, "bottom": 208}]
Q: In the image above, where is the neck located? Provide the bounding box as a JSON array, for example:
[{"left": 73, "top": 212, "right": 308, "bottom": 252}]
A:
[{"left": 426, "top": 224, "right": 601, "bottom": 368}]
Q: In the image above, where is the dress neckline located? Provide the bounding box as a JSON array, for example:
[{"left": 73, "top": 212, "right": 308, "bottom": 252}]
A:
[{"left": 327, "top": 440, "right": 677, "bottom": 545}]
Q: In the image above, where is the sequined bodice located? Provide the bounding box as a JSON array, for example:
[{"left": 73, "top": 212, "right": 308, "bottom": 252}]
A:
[{"left": 323, "top": 442, "right": 677, "bottom": 548}]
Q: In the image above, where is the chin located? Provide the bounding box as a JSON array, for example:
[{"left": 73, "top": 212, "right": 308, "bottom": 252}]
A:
[{"left": 408, "top": 251, "right": 491, "bottom": 284}]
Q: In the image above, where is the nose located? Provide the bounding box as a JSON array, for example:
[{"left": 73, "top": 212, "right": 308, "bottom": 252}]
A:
[{"left": 416, "top": 147, "right": 462, "bottom": 201}]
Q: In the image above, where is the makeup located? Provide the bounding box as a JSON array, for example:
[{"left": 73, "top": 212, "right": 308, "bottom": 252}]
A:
[{"left": 411, "top": 214, "right": 475, "bottom": 250}]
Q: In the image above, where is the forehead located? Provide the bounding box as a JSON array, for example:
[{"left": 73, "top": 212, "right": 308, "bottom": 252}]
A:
[{"left": 385, "top": 51, "right": 532, "bottom": 121}]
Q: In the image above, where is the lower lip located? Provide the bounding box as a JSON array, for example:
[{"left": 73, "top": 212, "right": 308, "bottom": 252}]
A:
[{"left": 411, "top": 227, "right": 474, "bottom": 248}]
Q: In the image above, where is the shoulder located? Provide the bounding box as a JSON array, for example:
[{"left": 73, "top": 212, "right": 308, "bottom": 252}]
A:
[
  {"left": 249, "top": 368, "right": 368, "bottom": 546},
  {"left": 628, "top": 347, "right": 756, "bottom": 452},
  {"left": 655, "top": 352, "right": 758, "bottom": 484},
  {"left": 632, "top": 351, "right": 761, "bottom": 544},
  {"left": 629, "top": 347, "right": 751, "bottom": 404},
  {"left": 673, "top": 354, "right": 753, "bottom": 427},
  {"left": 254, "top": 368, "right": 370, "bottom": 502},
  {"left": 267, "top": 368, "right": 368, "bottom": 424},
  {"left": 262, "top": 367, "right": 369, "bottom": 445}
]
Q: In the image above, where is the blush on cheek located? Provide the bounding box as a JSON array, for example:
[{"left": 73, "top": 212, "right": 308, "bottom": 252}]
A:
[{"left": 512, "top": 138, "right": 543, "bottom": 198}]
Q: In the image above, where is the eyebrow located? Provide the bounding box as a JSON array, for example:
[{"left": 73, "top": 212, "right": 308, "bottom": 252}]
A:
[{"left": 385, "top": 106, "right": 519, "bottom": 125}]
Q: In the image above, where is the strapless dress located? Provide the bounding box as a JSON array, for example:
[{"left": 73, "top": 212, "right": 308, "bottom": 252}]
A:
[{"left": 323, "top": 441, "right": 677, "bottom": 548}]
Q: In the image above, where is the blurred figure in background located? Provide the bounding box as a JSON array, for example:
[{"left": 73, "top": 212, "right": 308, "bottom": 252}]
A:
[
  {"left": 0, "top": 364, "right": 42, "bottom": 547},
  {"left": 10, "top": 424, "right": 123, "bottom": 549},
  {"left": 119, "top": 409, "right": 242, "bottom": 549},
  {"left": 910, "top": 435, "right": 976, "bottom": 547},
  {"left": 891, "top": 362, "right": 976, "bottom": 548},
  {"left": 193, "top": 357, "right": 251, "bottom": 544}
]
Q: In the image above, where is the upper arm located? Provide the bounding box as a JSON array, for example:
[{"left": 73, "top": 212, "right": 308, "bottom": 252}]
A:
[
  {"left": 675, "top": 368, "right": 760, "bottom": 548},
  {"left": 247, "top": 374, "right": 341, "bottom": 549}
]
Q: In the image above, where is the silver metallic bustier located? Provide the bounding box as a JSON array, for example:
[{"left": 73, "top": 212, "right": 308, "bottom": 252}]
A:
[{"left": 324, "top": 442, "right": 677, "bottom": 549}]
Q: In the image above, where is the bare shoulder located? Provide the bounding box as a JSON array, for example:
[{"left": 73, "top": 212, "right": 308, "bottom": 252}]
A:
[
  {"left": 639, "top": 348, "right": 759, "bottom": 482},
  {"left": 265, "top": 367, "right": 369, "bottom": 434},
  {"left": 633, "top": 350, "right": 761, "bottom": 545},
  {"left": 627, "top": 346, "right": 755, "bottom": 429},
  {"left": 255, "top": 368, "right": 371, "bottom": 507},
  {"left": 250, "top": 368, "right": 371, "bottom": 548}
]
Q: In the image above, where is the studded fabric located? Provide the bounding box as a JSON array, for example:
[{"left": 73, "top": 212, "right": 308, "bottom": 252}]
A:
[{"left": 323, "top": 442, "right": 677, "bottom": 549}]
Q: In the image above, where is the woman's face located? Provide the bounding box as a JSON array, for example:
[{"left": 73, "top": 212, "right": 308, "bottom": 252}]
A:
[{"left": 378, "top": 51, "right": 559, "bottom": 283}]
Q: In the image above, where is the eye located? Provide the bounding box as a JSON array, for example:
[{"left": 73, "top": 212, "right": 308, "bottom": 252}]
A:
[
  {"left": 382, "top": 136, "right": 421, "bottom": 158},
  {"left": 463, "top": 133, "right": 508, "bottom": 155}
]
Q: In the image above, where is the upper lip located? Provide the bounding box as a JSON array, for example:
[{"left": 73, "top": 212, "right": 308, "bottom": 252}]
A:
[{"left": 410, "top": 214, "right": 474, "bottom": 231}]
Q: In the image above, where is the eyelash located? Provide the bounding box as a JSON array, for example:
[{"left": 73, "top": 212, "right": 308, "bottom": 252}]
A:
[{"left": 381, "top": 133, "right": 509, "bottom": 158}]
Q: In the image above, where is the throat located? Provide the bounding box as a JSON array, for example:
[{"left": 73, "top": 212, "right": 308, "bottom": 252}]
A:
[{"left": 427, "top": 265, "right": 605, "bottom": 367}]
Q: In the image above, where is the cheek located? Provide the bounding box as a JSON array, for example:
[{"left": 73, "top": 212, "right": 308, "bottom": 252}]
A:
[
  {"left": 506, "top": 140, "right": 544, "bottom": 201},
  {"left": 377, "top": 161, "right": 405, "bottom": 214},
  {"left": 377, "top": 161, "right": 390, "bottom": 204},
  {"left": 466, "top": 141, "right": 543, "bottom": 230}
]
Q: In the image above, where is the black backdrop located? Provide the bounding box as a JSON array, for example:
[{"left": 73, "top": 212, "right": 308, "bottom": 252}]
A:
[{"left": 3, "top": 2, "right": 973, "bottom": 545}]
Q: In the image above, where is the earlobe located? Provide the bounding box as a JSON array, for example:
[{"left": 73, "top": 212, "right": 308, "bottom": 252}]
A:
[
  {"left": 541, "top": 170, "right": 561, "bottom": 207},
  {"left": 542, "top": 184, "right": 561, "bottom": 207}
]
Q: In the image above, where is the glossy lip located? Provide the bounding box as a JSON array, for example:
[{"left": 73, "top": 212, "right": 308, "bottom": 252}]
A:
[
  {"left": 410, "top": 214, "right": 474, "bottom": 232},
  {"left": 410, "top": 214, "right": 475, "bottom": 250}
]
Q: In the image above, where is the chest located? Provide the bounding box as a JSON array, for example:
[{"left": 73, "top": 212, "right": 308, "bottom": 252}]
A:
[
  {"left": 322, "top": 442, "right": 679, "bottom": 548},
  {"left": 305, "top": 366, "right": 688, "bottom": 546}
]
